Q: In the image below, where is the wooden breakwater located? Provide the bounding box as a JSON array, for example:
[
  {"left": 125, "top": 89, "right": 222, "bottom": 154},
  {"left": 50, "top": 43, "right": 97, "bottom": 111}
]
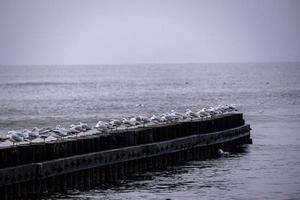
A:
[{"left": 0, "top": 113, "right": 252, "bottom": 199}]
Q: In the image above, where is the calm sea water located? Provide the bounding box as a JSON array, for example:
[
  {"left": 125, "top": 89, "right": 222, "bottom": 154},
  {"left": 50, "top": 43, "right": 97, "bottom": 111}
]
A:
[{"left": 0, "top": 63, "right": 300, "bottom": 199}]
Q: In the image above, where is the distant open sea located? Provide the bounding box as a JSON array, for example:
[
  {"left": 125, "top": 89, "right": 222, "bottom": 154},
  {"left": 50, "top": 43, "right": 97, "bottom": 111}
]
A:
[{"left": 0, "top": 63, "right": 300, "bottom": 199}]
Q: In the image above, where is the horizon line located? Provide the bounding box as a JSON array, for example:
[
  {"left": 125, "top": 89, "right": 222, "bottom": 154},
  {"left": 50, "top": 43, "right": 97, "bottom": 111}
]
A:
[{"left": 1, "top": 61, "right": 300, "bottom": 67}]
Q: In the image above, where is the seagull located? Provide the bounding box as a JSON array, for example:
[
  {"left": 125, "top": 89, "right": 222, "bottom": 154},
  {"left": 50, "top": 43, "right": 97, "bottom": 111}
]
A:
[
  {"left": 205, "top": 107, "right": 218, "bottom": 118},
  {"left": 129, "top": 117, "right": 141, "bottom": 126},
  {"left": 227, "top": 104, "right": 238, "bottom": 112},
  {"left": 215, "top": 105, "right": 227, "bottom": 114},
  {"left": 8, "top": 133, "right": 24, "bottom": 145},
  {"left": 221, "top": 104, "right": 238, "bottom": 113},
  {"left": 160, "top": 114, "right": 173, "bottom": 123},
  {"left": 52, "top": 125, "right": 68, "bottom": 139},
  {"left": 7, "top": 131, "right": 27, "bottom": 145},
  {"left": 38, "top": 127, "right": 53, "bottom": 142},
  {"left": 31, "top": 127, "right": 40, "bottom": 135},
  {"left": 77, "top": 122, "right": 92, "bottom": 132},
  {"left": 9, "top": 130, "right": 28, "bottom": 140},
  {"left": 138, "top": 116, "right": 150, "bottom": 127},
  {"left": 135, "top": 116, "right": 142, "bottom": 123},
  {"left": 218, "top": 148, "right": 230, "bottom": 157},
  {"left": 68, "top": 125, "right": 79, "bottom": 134},
  {"left": 109, "top": 119, "right": 122, "bottom": 130},
  {"left": 122, "top": 118, "right": 135, "bottom": 129},
  {"left": 196, "top": 109, "right": 210, "bottom": 119},
  {"left": 24, "top": 128, "right": 39, "bottom": 141},
  {"left": 170, "top": 110, "right": 187, "bottom": 120},
  {"left": 38, "top": 127, "right": 52, "bottom": 135},
  {"left": 95, "top": 121, "right": 111, "bottom": 132},
  {"left": 150, "top": 114, "right": 162, "bottom": 124},
  {"left": 71, "top": 123, "right": 90, "bottom": 136},
  {"left": 185, "top": 109, "right": 198, "bottom": 120},
  {"left": 70, "top": 124, "right": 85, "bottom": 132},
  {"left": 168, "top": 111, "right": 181, "bottom": 122}
]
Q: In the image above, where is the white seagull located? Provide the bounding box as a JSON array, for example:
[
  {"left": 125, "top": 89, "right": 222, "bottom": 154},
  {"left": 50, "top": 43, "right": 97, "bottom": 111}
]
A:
[
  {"left": 129, "top": 117, "right": 141, "bottom": 126},
  {"left": 170, "top": 110, "right": 187, "bottom": 120},
  {"left": 185, "top": 109, "right": 198, "bottom": 120},
  {"left": 122, "top": 118, "right": 135, "bottom": 129},
  {"left": 150, "top": 114, "right": 162, "bottom": 124},
  {"left": 109, "top": 119, "right": 122, "bottom": 130},
  {"left": 7, "top": 131, "right": 27, "bottom": 145},
  {"left": 138, "top": 116, "right": 150, "bottom": 127},
  {"left": 52, "top": 125, "right": 68, "bottom": 139},
  {"left": 95, "top": 121, "right": 112, "bottom": 132}
]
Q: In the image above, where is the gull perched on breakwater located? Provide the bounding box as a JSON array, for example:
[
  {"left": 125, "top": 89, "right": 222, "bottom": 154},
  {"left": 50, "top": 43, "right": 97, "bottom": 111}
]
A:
[
  {"left": 122, "top": 118, "right": 135, "bottom": 129},
  {"left": 38, "top": 127, "right": 53, "bottom": 142},
  {"left": 160, "top": 114, "right": 173, "bottom": 123},
  {"left": 52, "top": 125, "right": 68, "bottom": 140},
  {"left": 29, "top": 128, "right": 40, "bottom": 140},
  {"left": 77, "top": 122, "right": 92, "bottom": 131},
  {"left": 0, "top": 104, "right": 241, "bottom": 147},
  {"left": 70, "top": 124, "right": 85, "bottom": 132},
  {"left": 196, "top": 109, "right": 210, "bottom": 119},
  {"left": 150, "top": 114, "right": 162, "bottom": 124},
  {"left": 185, "top": 109, "right": 198, "bottom": 120},
  {"left": 7, "top": 131, "right": 26, "bottom": 145},
  {"left": 129, "top": 117, "right": 142, "bottom": 126},
  {"left": 170, "top": 110, "right": 187, "bottom": 121},
  {"left": 226, "top": 104, "right": 238, "bottom": 112},
  {"left": 109, "top": 119, "right": 122, "bottom": 130},
  {"left": 68, "top": 125, "right": 81, "bottom": 137},
  {"left": 8, "top": 134, "right": 23, "bottom": 145},
  {"left": 137, "top": 116, "right": 150, "bottom": 127},
  {"left": 69, "top": 122, "right": 92, "bottom": 136},
  {"left": 95, "top": 121, "right": 112, "bottom": 133},
  {"left": 21, "top": 129, "right": 40, "bottom": 142},
  {"left": 69, "top": 122, "right": 89, "bottom": 137}
]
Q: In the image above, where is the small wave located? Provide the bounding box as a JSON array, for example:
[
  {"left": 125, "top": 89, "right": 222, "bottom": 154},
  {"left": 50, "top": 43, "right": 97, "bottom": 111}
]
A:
[{"left": 0, "top": 82, "right": 70, "bottom": 87}]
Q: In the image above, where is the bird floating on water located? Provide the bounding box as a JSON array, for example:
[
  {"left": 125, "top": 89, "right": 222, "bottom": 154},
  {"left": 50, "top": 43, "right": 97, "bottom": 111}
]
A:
[{"left": 218, "top": 148, "right": 230, "bottom": 157}]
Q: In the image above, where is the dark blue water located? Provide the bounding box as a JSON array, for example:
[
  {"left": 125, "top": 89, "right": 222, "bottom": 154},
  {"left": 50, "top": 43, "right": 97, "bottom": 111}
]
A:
[{"left": 1, "top": 63, "right": 300, "bottom": 199}]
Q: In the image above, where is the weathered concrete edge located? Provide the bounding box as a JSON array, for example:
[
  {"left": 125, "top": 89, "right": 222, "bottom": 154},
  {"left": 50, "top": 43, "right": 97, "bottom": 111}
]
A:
[{"left": 0, "top": 124, "right": 250, "bottom": 187}]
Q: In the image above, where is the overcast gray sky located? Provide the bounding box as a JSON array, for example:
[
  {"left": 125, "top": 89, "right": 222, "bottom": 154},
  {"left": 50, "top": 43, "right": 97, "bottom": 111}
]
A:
[{"left": 0, "top": 0, "right": 299, "bottom": 65}]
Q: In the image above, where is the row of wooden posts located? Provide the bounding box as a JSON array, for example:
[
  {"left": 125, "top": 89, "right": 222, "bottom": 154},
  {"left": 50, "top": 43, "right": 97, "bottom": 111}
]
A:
[
  {"left": 0, "top": 113, "right": 251, "bottom": 199},
  {"left": 0, "top": 113, "right": 244, "bottom": 168}
]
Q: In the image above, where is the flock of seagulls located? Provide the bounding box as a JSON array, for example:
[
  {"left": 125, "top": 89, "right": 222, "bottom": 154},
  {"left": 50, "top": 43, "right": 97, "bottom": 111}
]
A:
[{"left": 0, "top": 104, "right": 238, "bottom": 146}]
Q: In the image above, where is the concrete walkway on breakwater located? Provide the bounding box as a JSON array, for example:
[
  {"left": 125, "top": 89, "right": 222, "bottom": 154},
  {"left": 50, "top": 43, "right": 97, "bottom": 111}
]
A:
[{"left": 0, "top": 113, "right": 252, "bottom": 199}]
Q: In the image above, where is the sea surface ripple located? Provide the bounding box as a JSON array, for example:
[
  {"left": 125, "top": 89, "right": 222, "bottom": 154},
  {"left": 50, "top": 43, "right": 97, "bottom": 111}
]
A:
[{"left": 0, "top": 63, "right": 299, "bottom": 199}]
